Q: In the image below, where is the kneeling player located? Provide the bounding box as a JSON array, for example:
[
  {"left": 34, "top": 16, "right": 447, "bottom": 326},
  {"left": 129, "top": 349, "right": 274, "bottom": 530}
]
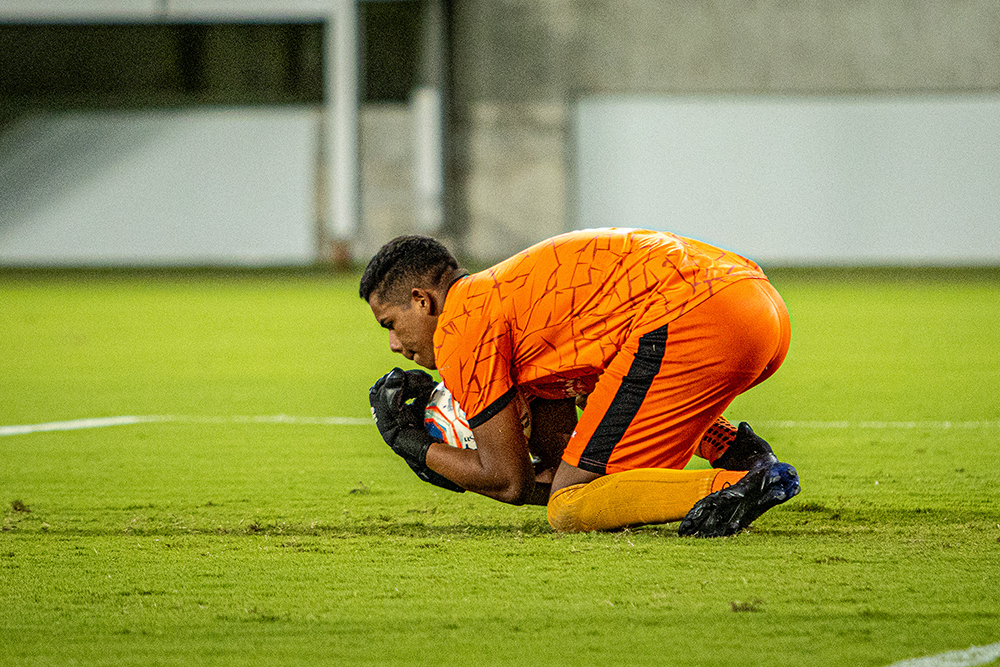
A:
[{"left": 363, "top": 228, "right": 800, "bottom": 537}]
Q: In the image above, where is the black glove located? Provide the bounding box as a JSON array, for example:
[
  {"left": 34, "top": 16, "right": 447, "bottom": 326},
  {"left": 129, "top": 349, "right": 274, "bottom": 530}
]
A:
[
  {"left": 404, "top": 459, "right": 465, "bottom": 493},
  {"left": 369, "top": 367, "right": 434, "bottom": 460},
  {"left": 369, "top": 368, "right": 464, "bottom": 493}
]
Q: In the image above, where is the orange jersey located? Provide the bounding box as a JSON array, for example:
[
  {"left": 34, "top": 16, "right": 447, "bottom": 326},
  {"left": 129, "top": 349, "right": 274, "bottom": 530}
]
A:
[{"left": 433, "top": 228, "right": 766, "bottom": 427}]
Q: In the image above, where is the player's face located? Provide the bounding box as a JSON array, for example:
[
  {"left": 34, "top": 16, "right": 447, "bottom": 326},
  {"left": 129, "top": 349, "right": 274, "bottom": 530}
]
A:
[{"left": 368, "top": 291, "right": 438, "bottom": 369}]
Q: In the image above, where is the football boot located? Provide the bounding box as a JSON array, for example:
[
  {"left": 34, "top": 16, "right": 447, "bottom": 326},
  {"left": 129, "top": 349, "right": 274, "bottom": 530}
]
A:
[{"left": 678, "top": 457, "right": 800, "bottom": 538}]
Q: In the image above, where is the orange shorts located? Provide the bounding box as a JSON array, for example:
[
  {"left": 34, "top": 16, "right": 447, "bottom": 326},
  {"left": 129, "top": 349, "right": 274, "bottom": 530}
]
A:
[{"left": 563, "top": 278, "right": 791, "bottom": 475}]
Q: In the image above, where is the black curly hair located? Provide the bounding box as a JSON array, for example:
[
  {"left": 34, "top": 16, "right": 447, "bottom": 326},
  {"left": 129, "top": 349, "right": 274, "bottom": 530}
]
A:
[{"left": 359, "top": 235, "right": 459, "bottom": 305}]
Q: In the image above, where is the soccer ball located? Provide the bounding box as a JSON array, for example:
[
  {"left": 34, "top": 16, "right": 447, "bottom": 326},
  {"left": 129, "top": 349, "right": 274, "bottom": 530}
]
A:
[
  {"left": 424, "top": 382, "right": 476, "bottom": 449},
  {"left": 424, "top": 382, "right": 531, "bottom": 449}
]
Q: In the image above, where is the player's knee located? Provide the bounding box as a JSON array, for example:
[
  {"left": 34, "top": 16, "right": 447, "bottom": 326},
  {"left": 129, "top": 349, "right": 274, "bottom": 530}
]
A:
[{"left": 546, "top": 483, "right": 589, "bottom": 532}]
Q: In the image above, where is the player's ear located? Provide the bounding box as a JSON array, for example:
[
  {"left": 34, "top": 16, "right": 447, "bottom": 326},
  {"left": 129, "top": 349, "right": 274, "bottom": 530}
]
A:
[{"left": 411, "top": 287, "right": 434, "bottom": 314}]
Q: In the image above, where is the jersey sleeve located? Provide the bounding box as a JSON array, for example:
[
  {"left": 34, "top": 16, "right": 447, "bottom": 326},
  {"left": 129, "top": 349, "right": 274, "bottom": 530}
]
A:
[{"left": 434, "top": 275, "right": 517, "bottom": 428}]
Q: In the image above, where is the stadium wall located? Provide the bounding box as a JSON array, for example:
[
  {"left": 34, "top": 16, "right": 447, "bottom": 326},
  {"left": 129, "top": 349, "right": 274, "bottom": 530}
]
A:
[
  {"left": 572, "top": 94, "right": 1000, "bottom": 266},
  {"left": 430, "top": 0, "right": 1000, "bottom": 265},
  {"left": 2, "top": 0, "right": 999, "bottom": 266}
]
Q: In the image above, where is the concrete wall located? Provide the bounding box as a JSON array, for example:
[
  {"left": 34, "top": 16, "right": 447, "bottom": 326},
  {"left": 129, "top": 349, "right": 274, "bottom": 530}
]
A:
[
  {"left": 570, "top": 1, "right": 1000, "bottom": 94},
  {"left": 3, "top": 1, "right": 1000, "bottom": 266},
  {"left": 425, "top": 0, "right": 1000, "bottom": 263}
]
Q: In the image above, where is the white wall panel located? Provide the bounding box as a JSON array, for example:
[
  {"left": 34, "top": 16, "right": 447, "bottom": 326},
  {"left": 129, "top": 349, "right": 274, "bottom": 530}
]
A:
[
  {"left": 0, "top": 109, "right": 319, "bottom": 266},
  {"left": 166, "top": 0, "right": 331, "bottom": 20},
  {"left": 574, "top": 95, "right": 1000, "bottom": 265},
  {"left": 0, "top": 0, "right": 157, "bottom": 20},
  {"left": 0, "top": 0, "right": 332, "bottom": 21}
]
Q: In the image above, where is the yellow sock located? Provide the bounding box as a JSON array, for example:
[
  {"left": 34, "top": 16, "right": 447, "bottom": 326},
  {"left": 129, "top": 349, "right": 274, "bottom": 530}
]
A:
[{"left": 546, "top": 468, "right": 746, "bottom": 533}]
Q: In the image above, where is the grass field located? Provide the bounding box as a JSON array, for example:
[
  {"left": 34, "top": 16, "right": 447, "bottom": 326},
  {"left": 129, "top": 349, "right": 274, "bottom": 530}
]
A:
[{"left": 2, "top": 268, "right": 999, "bottom": 667}]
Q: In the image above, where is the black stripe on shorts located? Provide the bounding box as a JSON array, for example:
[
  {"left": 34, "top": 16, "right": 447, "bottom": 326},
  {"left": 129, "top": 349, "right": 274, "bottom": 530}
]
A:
[{"left": 577, "top": 323, "right": 669, "bottom": 474}]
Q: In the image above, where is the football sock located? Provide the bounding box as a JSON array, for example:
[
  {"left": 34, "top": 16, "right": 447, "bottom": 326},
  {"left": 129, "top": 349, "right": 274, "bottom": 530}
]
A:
[
  {"left": 546, "top": 468, "right": 747, "bottom": 533},
  {"left": 696, "top": 416, "right": 738, "bottom": 464}
]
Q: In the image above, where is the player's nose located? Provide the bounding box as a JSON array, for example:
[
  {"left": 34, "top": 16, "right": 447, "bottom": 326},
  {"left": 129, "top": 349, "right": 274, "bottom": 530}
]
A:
[{"left": 388, "top": 331, "right": 403, "bottom": 354}]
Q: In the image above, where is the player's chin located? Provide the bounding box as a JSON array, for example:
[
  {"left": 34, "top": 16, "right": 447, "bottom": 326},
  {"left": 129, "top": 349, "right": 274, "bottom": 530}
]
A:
[{"left": 411, "top": 353, "right": 436, "bottom": 370}]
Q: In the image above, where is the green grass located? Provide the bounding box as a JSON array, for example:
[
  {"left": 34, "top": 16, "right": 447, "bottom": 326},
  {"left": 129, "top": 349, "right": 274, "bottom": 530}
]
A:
[{"left": 2, "top": 269, "right": 999, "bottom": 667}]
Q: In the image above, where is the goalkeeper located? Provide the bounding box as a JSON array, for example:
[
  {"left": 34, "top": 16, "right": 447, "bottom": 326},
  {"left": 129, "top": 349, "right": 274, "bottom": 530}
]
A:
[{"left": 362, "top": 228, "right": 799, "bottom": 537}]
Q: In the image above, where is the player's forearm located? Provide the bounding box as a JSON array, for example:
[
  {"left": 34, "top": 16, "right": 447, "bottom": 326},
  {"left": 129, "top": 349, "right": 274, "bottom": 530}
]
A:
[{"left": 426, "top": 442, "right": 535, "bottom": 505}]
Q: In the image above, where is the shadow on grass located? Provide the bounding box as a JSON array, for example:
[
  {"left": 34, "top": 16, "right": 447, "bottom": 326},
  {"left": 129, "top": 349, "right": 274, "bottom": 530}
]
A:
[
  {"left": 3, "top": 513, "right": 558, "bottom": 540},
  {"left": 7, "top": 498, "right": 995, "bottom": 541}
]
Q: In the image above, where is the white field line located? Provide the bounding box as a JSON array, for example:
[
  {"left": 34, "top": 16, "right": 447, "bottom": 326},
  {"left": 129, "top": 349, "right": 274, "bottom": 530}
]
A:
[
  {"left": 2, "top": 416, "right": 999, "bottom": 438},
  {"left": 0, "top": 414, "right": 372, "bottom": 437},
  {"left": 885, "top": 642, "right": 1000, "bottom": 667},
  {"left": 759, "top": 420, "right": 1000, "bottom": 430}
]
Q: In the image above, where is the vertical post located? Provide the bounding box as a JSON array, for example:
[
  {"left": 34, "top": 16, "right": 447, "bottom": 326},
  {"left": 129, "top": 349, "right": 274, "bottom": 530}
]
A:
[
  {"left": 320, "top": 0, "right": 359, "bottom": 267},
  {"left": 413, "top": 0, "right": 445, "bottom": 234},
  {"left": 413, "top": 87, "right": 444, "bottom": 234}
]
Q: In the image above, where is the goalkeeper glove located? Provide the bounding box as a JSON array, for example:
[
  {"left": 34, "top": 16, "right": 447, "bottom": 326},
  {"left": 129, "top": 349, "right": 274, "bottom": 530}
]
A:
[
  {"left": 369, "top": 368, "right": 464, "bottom": 493},
  {"left": 404, "top": 459, "right": 465, "bottom": 493}
]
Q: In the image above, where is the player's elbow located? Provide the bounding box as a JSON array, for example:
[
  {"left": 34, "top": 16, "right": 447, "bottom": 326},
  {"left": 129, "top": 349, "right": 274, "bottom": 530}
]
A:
[
  {"left": 494, "top": 471, "right": 534, "bottom": 506},
  {"left": 496, "top": 485, "right": 530, "bottom": 506}
]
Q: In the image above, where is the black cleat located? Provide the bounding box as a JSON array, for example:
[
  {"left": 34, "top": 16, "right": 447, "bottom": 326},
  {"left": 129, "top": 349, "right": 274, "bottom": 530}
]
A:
[
  {"left": 679, "top": 458, "right": 800, "bottom": 538},
  {"left": 712, "top": 422, "right": 778, "bottom": 471}
]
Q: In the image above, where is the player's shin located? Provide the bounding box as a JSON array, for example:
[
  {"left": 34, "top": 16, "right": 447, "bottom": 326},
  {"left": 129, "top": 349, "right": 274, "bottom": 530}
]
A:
[{"left": 546, "top": 468, "right": 745, "bottom": 532}]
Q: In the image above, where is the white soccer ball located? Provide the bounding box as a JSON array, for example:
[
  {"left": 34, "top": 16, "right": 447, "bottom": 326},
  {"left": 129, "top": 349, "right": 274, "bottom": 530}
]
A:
[
  {"left": 424, "top": 382, "right": 476, "bottom": 449},
  {"left": 424, "top": 382, "right": 530, "bottom": 449}
]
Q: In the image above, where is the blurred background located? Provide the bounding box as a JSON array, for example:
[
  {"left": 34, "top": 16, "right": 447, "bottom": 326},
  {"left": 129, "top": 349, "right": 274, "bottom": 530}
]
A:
[{"left": 1, "top": 0, "right": 998, "bottom": 268}]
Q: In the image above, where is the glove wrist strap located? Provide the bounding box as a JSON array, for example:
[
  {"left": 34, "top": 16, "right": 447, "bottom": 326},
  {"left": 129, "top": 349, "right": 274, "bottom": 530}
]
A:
[{"left": 393, "top": 426, "right": 434, "bottom": 467}]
